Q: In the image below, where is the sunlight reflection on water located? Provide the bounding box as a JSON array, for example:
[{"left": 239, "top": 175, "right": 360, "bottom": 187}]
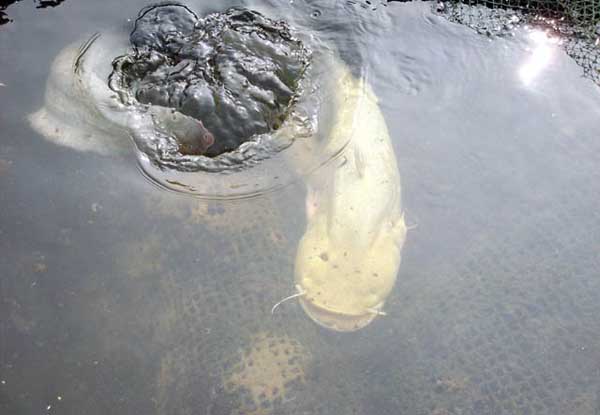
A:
[{"left": 519, "top": 29, "right": 560, "bottom": 86}]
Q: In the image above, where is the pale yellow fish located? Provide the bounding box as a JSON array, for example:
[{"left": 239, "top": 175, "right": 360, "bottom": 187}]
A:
[
  {"left": 292, "top": 63, "right": 407, "bottom": 332},
  {"left": 28, "top": 30, "right": 407, "bottom": 333}
]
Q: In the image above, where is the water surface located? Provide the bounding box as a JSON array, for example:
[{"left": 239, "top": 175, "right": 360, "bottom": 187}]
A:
[{"left": 1, "top": 1, "right": 600, "bottom": 414}]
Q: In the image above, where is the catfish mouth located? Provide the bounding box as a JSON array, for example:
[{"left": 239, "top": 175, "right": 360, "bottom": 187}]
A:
[{"left": 298, "top": 296, "right": 382, "bottom": 332}]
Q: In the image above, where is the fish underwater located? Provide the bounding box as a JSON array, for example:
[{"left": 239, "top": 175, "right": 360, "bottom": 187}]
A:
[
  {"left": 12, "top": 1, "right": 600, "bottom": 414},
  {"left": 290, "top": 64, "right": 407, "bottom": 331},
  {"left": 28, "top": 2, "right": 407, "bottom": 333}
]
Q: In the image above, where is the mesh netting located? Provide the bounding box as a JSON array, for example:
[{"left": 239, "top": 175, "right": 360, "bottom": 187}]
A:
[
  {"left": 444, "top": 0, "right": 600, "bottom": 31},
  {"left": 437, "top": 1, "right": 600, "bottom": 85}
]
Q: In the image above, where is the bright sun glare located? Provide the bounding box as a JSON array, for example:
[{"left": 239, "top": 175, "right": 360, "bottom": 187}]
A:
[{"left": 519, "top": 29, "right": 560, "bottom": 86}]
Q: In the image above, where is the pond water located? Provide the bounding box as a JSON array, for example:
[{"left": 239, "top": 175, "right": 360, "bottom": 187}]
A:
[{"left": 1, "top": 1, "right": 600, "bottom": 414}]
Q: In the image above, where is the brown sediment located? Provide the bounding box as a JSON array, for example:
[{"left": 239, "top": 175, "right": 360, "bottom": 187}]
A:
[
  {"left": 0, "top": 159, "right": 12, "bottom": 175},
  {"left": 223, "top": 332, "right": 310, "bottom": 415}
]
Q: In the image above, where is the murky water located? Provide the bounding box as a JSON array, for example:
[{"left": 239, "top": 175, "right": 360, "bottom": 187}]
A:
[{"left": 2, "top": 1, "right": 600, "bottom": 414}]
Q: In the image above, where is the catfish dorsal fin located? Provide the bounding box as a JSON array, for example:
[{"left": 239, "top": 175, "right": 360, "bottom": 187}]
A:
[
  {"left": 334, "top": 151, "right": 364, "bottom": 179},
  {"left": 353, "top": 146, "right": 366, "bottom": 179}
]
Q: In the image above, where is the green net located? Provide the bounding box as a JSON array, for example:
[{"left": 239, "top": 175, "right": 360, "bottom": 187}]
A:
[
  {"left": 445, "top": 1, "right": 600, "bottom": 32},
  {"left": 438, "top": 1, "right": 600, "bottom": 85}
]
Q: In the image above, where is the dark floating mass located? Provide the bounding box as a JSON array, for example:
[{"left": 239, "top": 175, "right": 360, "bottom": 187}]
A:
[
  {"left": 0, "top": 0, "right": 66, "bottom": 26},
  {"left": 109, "top": 4, "right": 312, "bottom": 157}
]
